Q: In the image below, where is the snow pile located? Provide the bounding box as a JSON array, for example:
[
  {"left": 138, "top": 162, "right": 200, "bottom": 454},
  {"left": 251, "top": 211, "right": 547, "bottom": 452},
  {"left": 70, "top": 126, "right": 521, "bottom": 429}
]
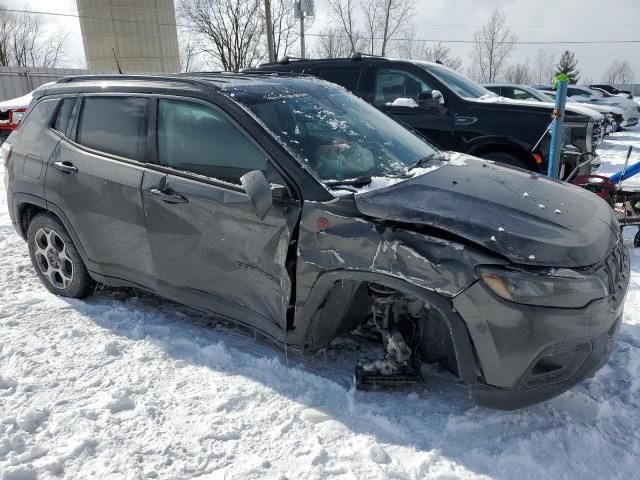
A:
[
  {"left": 385, "top": 97, "right": 419, "bottom": 108},
  {"left": 1, "top": 129, "right": 640, "bottom": 479}
]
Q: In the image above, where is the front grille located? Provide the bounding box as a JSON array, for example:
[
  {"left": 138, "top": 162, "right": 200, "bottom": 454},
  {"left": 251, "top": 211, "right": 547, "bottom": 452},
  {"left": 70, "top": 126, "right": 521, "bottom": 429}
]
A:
[
  {"left": 597, "top": 231, "right": 626, "bottom": 296},
  {"left": 592, "top": 118, "right": 604, "bottom": 148}
]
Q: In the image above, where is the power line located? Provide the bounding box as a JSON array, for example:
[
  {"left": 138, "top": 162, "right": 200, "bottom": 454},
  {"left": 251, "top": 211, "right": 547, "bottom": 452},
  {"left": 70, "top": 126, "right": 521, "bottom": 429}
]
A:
[
  {"left": 1, "top": 7, "right": 640, "bottom": 45},
  {"left": 305, "top": 33, "right": 640, "bottom": 45}
]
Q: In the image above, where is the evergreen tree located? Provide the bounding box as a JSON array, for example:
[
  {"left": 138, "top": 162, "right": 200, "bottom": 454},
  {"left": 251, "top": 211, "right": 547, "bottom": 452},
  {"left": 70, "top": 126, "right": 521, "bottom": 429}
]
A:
[{"left": 555, "top": 50, "right": 580, "bottom": 84}]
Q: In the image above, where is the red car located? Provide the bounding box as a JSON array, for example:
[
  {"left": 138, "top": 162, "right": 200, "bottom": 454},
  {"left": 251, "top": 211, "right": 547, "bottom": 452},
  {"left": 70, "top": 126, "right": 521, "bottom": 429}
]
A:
[
  {"left": 0, "top": 83, "right": 54, "bottom": 141},
  {"left": 0, "top": 106, "right": 27, "bottom": 141}
]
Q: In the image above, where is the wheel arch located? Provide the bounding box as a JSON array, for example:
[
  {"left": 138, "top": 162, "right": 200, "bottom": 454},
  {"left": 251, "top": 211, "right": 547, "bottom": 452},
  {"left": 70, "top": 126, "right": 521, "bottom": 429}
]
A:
[
  {"left": 467, "top": 138, "right": 540, "bottom": 172},
  {"left": 292, "top": 270, "right": 481, "bottom": 385},
  {"left": 15, "top": 196, "right": 92, "bottom": 270}
]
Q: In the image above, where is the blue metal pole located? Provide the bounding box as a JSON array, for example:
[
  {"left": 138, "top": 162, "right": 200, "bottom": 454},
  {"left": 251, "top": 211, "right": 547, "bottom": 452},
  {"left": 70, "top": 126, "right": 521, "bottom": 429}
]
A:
[{"left": 548, "top": 80, "right": 568, "bottom": 178}]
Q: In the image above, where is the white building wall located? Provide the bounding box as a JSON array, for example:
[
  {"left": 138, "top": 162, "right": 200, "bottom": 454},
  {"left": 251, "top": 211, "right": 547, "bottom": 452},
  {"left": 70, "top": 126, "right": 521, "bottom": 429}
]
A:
[{"left": 76, "top": 0, "right": 180, "bottom": 74}]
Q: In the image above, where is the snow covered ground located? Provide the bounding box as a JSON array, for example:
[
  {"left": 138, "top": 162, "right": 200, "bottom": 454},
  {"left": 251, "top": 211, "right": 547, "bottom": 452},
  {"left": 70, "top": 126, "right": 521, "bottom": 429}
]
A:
[{"left": 1, "top": 129, "right": 640, "bottom": 480}]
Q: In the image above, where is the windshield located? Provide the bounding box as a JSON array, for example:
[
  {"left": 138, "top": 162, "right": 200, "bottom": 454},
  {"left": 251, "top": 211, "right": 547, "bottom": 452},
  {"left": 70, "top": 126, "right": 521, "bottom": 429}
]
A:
[
  {"left": 418, "top": 62, "right": 492, "bottom": 99},
  {"left": 225, "top": 79, "right": 440, "bottom": 182}
]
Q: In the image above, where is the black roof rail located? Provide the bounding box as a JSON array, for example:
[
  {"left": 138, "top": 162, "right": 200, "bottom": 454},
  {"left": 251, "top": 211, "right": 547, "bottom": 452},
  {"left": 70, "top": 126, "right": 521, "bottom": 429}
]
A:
[
  {"left": 239, "top": 70, "right": 315, "bottom": 78},
  {"left": 54, "top": 73, "right": 221, "bottom": 89},
  {"left": 350, "top": 52, "right": 385, "bottom": 61}
]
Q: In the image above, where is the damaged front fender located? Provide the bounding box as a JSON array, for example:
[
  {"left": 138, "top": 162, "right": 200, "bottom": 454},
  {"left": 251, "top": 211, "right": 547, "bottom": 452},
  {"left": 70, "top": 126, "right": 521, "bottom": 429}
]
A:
[{"left": 288, "top": 197, "right": 502, "bottom": 360}]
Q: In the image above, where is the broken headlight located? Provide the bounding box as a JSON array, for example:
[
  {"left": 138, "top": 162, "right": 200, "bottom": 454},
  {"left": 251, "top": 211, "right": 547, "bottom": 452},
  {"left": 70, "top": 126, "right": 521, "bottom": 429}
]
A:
[{"left": 478, "top": 267, "right": 607, "bottom": 308}]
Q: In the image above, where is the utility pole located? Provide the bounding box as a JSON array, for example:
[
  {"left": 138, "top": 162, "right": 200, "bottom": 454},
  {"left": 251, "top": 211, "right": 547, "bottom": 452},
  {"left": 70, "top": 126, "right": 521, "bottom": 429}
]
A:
[
  {"left": 548, "top": 74, "right": 568, "bottom": 178},
  {"left": 294, "top": 1, "right": 315, "bottom": 60},
  {"left": 300, "top": 12, "right": 305, "bottom": 59},
  {"left": 264, "top": 0, "right": 275, "bottom": 62}
]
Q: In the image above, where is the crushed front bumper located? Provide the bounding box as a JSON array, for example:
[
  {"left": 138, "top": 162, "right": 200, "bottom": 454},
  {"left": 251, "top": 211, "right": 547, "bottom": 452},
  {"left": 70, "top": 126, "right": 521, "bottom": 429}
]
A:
[
  {"left": 452, "top": 241, "right": 630, "bottom": 410},
  {"left": 471, "top": 313, "right": 623, "bottom": 409}
]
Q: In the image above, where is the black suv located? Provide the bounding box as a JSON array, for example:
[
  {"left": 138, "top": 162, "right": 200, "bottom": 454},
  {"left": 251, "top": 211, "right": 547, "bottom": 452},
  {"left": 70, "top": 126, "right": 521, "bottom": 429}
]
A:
[
  {"left": 4, "top": 73, "right": 629, "bottom": 409},
  {"left": 256, "top": 56, "right": 599, "bottom": 178}
]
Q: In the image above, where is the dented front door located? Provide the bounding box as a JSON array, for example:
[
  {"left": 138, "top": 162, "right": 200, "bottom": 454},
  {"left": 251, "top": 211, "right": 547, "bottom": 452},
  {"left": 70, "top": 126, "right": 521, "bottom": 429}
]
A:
[{"left": 141, "top": 169, "right": 299, "bottom": 333}]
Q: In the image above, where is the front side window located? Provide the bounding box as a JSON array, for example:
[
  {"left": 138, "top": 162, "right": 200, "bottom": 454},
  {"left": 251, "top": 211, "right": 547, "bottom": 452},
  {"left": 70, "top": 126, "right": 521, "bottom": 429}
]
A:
[
  {"left": 512, "top": 88, "right": 536, "bottom": 101},
  {"left": 76, "top": 96, "right": 148, "bottom": 160},
  {"left": 374, "top": 68, "right": 433, "bottom": 107},
  {"left": 157, "top": 99, "right": 266, "bottom": 184},
  {"left": 225, "top": 80, "right": 441, "bottom": 182},
  {"left": 568, "top": 87, "right": 590, "bottom": 98},
  {"left": 419, "top": 62, "right": 492, "bottom": 100}
]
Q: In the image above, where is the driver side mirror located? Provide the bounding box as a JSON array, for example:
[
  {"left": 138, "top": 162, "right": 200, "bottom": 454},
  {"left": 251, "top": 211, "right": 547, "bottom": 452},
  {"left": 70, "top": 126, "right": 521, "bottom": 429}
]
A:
[
  {"left": 240, "top": 170, "right": 273, "bottom": 220},
  {"left": 417, "top": 90, "right": 445, "bottom": 108}
]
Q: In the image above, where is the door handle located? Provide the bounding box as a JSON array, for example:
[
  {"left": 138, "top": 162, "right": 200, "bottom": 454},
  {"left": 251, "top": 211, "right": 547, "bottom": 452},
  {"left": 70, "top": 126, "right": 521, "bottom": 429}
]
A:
[
  {"left": 455, "top": 115, "right": 478, "bottom": 126},
  {"left": 149, "top": 187, "right": 189, "bottom": 204},
  {"left": 53, "top": 161, "right": 78, "bottom": 174}
]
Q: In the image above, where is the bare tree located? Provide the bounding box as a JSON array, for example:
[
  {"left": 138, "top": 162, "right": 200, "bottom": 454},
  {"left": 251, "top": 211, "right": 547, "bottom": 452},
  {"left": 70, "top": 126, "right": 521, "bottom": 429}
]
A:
[
  {"left": 603, "top": 60, "right": 635, "bottom": 85},
  {"left": 0, "top": 9, "right": 12, "bottom": 66},
  {"left": 422, "top": 42, "right": 462, "bottom": 70},
  {"left": 313, "top": 26, "right": 356, "bottom": 58},
  {"left": 39, "top": 27, "right": 68, "bottom": 69},
  {"left": 504, "top": 63, "right": 531, "bottom": 84},
  {"left": 378, "top": 0, "right": 414, "bottom": 56},
  {"left": 269, "top": 0, "right": 315, "bottom": 59},
  {"left": 178, "top": 31, "right": 205, "bottom": 72},
  {"left": 0, "top": 5, "right": 68, "bottom": 68},
  {"left": 179, "top": 0, "right": 265, "bottom": 71},
  {"left": 532, "top": 49, "right": 555, "bottom": 84},
  {"left": 326, "top": 0, "right": 360, "bottom": 54},
  {"left": 470, "top": 10, "right": 517, "bottom": 82},
  {"left": 360, "top": 0, "right": 382, "bottom": 55}
]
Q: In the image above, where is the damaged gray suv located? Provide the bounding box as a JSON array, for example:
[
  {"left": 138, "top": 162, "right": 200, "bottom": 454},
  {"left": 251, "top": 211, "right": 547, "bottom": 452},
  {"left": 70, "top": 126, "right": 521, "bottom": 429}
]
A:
[{"left": 4, "top": 73, "right": 629, "bottom": 409}]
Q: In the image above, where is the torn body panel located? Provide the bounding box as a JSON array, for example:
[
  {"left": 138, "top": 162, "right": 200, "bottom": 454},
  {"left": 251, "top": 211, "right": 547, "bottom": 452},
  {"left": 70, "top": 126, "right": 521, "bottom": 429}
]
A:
[{"left": 289, "top": 196, "right": 500, "bottom": 355}]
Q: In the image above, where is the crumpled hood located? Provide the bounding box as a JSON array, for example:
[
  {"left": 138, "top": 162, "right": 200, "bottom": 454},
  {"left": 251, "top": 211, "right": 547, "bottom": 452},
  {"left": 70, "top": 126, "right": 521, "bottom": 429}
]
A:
[{"left": 354, "top": 154, "right": 617, "bottom": 268}]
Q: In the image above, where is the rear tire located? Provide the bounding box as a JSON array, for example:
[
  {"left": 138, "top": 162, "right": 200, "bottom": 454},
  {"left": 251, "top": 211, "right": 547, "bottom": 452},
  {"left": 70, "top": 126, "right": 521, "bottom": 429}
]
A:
[
  {"left": 634, "top": 230, "right": 640, "bottom": 248},
  {"left": 480, "top": 151, "right": 528, "bottom": 170},
  {"left": 27, "top": 213, "right": 95, "bottom": 298}
]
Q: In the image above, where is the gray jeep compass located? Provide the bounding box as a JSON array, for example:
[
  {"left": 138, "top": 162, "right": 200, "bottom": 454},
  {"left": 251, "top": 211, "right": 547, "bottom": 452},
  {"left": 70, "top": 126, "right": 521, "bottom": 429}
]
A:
[{"left": 3, "top": 73, "right": 629, "bottom": 409}]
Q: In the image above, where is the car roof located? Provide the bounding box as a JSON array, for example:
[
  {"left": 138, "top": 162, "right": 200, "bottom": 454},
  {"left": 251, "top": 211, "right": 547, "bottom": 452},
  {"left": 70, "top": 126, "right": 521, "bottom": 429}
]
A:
[{"left": 33, "top": 72, "right": 320, "bottom": 98}]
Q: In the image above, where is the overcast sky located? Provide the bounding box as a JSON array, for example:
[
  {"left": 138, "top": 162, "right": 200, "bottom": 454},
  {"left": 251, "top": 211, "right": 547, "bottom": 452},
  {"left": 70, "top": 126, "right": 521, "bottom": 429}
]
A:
[{"left": 5, "top": 0, "right": 639, "bottom": 83}]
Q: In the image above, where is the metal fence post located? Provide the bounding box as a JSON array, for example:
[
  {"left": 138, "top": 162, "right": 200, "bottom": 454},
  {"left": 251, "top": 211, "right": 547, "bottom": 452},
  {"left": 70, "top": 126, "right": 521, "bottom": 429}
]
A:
[{"left": 548, "top": 80, "right": 567, "bottom": 178}]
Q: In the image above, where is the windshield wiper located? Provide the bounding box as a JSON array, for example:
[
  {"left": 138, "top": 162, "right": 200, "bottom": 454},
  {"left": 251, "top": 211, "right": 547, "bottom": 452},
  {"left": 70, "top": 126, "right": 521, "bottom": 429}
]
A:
[
  {"left": 324, "top": 176, "right": 372, "bottom": 189},
  {"left": 406, "top": 154, "right": 437, "bottom": 173}
]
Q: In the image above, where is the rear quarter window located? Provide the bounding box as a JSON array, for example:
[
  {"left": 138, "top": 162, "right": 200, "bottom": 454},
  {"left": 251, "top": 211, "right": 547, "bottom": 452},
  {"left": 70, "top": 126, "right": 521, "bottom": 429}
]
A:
[
  {"left": 14, "top": 99, "right": 59, "bottom": 144},
  {"left": 320, "top": 67, "right": 362, "bottom": 93},
  {"left": 76, "top": 96, "right": 148, "bottom": 160}
]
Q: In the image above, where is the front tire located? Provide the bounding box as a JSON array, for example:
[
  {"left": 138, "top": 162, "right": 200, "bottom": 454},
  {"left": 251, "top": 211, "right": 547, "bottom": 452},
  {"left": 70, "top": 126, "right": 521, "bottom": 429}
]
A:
[{"left": 27, "top": 213, "right": 95, "bottom": 298}]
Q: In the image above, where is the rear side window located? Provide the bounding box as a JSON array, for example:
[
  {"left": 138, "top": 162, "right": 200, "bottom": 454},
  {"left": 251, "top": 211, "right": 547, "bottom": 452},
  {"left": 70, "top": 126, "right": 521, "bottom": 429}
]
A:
[
  {"left": 52, "top": 98, "right": 76, "bottom": 134},
  {"left": 157, "top": 99, "right": 266, "bottom": 184},
  {"left": 76, "top": 97, "right": 148, "bottom": 160},
  {"left": 320, "top": 67, "right": 361, "bottom": 93}
]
